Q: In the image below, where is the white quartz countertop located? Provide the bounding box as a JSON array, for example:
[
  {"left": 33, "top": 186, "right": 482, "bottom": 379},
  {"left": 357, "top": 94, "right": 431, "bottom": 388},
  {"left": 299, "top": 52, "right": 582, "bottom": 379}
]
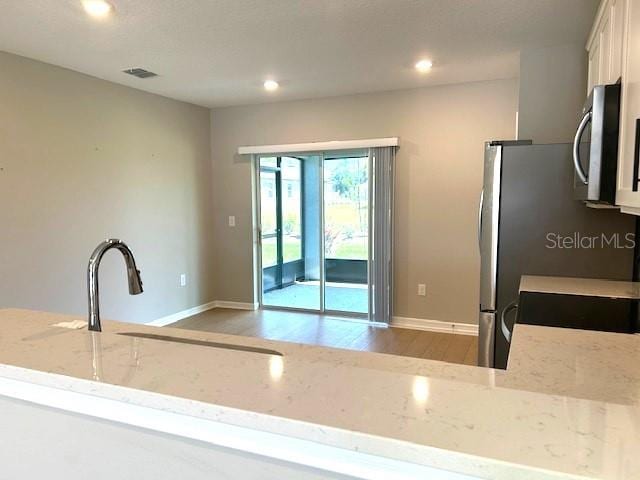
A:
[
  {"left": 504, "top": 324, "right": 640, "bottom": 404},
  {"left": 0, "top": 309, "right": 639, "bottom": 479},
  {"left": 520, "top": 275, "right": 640, "bottom": 299}
]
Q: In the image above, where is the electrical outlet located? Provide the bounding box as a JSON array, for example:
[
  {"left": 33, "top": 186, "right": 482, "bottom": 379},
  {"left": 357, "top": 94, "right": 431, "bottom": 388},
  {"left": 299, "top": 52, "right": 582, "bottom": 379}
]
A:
[
  {"left": 228, "top": 215, "right": 236, "bottom": 227},
  {"left": 417, "top": 284, "right": 426, "bottom": 296},
  {"left": 180, "top": 274, "right": 187, "bottom": 287}
]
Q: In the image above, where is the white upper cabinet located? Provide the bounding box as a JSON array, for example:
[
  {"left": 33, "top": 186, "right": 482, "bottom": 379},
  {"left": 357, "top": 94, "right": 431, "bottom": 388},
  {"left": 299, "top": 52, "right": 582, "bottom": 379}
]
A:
[
  {"left": 587, "top": 0, "right": 625, "bottom": 91},
  {"left": 610, "top": 0, "right": 627, "bottom": 82},
  {"left": 587, "top": 38, "right": 601, "bottom": 93},
  {"left": 616, "top": 0, "right": 640, "bottom": 211}
]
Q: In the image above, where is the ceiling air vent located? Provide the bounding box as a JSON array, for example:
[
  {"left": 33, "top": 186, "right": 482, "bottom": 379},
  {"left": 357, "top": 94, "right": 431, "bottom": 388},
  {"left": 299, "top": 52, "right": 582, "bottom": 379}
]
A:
[{"left": 122, "top": 68, "right": 158, "bottom": 79}]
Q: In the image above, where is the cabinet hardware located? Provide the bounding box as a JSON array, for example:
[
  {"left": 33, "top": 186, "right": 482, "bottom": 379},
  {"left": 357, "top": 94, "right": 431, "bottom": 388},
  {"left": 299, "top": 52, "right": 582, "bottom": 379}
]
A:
[{"left": 634, "top": 119, "right": 640, "bottom": 192}]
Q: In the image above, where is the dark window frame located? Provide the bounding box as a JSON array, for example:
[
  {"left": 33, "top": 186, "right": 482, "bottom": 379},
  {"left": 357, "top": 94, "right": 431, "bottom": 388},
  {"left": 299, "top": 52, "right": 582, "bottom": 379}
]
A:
[{"left": 260, "top": 156, "right": 305, "bottom": 290}]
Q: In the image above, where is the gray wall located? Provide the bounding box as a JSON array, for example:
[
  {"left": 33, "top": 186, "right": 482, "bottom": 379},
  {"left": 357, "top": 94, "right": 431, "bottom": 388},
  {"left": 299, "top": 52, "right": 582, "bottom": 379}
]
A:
[
  {"left": 4, "top": 44, "right": 583, "bottom": 326},
  {"left": 0, "top": 51, "right": 215, "bottom": 323},
  {"left": 518, "top": 42, "right": 589, "bottom": 143},
  {"left": 210, "top": 79, "right": 519, "bottom": 324}
]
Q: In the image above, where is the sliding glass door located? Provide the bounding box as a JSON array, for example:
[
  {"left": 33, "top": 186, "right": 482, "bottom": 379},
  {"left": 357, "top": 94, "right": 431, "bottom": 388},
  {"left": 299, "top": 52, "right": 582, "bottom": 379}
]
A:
[
  {"left": 323, "top": 154, "right": 369, "bottom": 314},
  {"left": 260, "top": 156, "right": 321, "bottom": 310},
  {"left": 257, "top": 151, "right": 370, "bottom": 317}
]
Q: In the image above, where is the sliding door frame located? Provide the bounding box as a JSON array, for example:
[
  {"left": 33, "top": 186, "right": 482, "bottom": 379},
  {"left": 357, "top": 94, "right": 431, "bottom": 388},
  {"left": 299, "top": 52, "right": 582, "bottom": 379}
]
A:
[
  {"left": 255, "top": 152, "right": 324, "bottom": 314},
  {"left": 321, "top": 151, "right": 370, "bottom": 320},
  {"left": 367, "top": 150, "right": 375, "bottom": 319},
  {"left": 254, "top": 150, "right": 379, "bottom": 322}
]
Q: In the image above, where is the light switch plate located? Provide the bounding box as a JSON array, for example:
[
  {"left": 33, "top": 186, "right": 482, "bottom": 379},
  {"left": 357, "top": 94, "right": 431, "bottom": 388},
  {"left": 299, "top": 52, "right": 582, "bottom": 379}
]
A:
[
  {"left": 180, "top": 274, "right": 187, "bottom": 287},
  {"left": 228, "top": 215, "right": 236, "bottom": 227},
  {"left": 418, "top": 284, "right": 426, "bottom": 296}
]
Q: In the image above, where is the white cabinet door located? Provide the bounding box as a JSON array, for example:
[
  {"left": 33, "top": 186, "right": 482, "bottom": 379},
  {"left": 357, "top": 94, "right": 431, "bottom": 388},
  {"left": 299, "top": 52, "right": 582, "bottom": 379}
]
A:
[
  {"left": 616, "top": 0, "right": 640, "bottom": 208},
  {"left": 610, "top": 0, "right": 627, "bottom": 82},
  {"left": 588, "top": 40, "right": 601, "bottom": 93},
  {"left": 587, "top": 0, "right": 627, "bottom": 90},
  {"left": 599, "top": 4, "right": 613, "bottom": 83}
]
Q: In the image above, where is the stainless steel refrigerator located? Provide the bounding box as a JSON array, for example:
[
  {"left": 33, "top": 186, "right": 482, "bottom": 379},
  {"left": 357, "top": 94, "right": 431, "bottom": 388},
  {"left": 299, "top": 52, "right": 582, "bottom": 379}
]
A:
[{"left": 477, "top": 141, "right": 636, "bottom": 369}]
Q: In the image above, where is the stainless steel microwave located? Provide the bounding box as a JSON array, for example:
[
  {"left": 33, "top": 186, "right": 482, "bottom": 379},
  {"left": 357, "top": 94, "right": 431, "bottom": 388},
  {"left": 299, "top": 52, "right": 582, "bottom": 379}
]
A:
[{"left": 573, "top": 83, "right": 621, "bottom": 204}]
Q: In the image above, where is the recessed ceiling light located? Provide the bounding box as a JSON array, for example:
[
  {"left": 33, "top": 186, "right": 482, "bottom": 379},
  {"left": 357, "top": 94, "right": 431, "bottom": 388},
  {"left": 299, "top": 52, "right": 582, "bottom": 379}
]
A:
[
  {"left": 415, "top": 59, "right": 433, "bottom": 73},
  {"left": 82, "top": 0, "right": 113, "bottom": 18},
  {"left": 264, "top": 80, "right": 279, "bottom": 92}
]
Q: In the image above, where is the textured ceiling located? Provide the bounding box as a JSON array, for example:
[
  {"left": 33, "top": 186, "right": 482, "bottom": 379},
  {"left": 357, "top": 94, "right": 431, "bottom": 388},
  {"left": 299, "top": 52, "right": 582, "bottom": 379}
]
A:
[{"left": 0, "top": 0, "right": 599, "bottom": 107}]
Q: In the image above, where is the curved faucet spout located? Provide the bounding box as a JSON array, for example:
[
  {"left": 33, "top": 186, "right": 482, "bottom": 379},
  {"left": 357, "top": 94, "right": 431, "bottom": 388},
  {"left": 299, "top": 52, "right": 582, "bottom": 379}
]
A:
[{"left": 87, "top": 239, "right": 143, "bottom": 332}]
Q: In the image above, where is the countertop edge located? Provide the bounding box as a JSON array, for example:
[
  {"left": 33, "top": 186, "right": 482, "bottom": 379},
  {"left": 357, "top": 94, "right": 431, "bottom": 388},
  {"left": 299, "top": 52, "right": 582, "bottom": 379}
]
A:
[
  {"left": 519, "top": 275, "right": 640, "bottom": 299},
  {"left": 0, "top": 363, "right": 581, "bottom": 480}
]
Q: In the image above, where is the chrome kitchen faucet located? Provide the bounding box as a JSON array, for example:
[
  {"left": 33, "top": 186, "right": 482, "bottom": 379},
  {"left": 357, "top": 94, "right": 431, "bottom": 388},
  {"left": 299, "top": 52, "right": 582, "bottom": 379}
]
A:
[{"left": 87, "top": 239, "right": 143, "bottom": 332}]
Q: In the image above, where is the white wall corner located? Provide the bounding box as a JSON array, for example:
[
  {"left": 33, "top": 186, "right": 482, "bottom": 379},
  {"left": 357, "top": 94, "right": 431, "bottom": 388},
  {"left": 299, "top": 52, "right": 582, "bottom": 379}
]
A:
[{"left": 391, "top": 316, "right": 478, "bottom": 336}]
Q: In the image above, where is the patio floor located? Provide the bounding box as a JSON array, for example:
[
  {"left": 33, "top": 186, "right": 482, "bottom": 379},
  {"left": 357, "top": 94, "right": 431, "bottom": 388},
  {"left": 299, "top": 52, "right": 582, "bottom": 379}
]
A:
[{"left": 263, "top": 281, "right": 368, "bottom": 313}]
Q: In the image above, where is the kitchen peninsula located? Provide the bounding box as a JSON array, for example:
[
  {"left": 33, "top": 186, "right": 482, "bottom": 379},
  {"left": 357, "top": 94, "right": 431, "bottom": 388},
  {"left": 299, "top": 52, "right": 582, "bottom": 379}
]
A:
[{"left": 0, "top": 306, "right": 638, "bottom": 480}]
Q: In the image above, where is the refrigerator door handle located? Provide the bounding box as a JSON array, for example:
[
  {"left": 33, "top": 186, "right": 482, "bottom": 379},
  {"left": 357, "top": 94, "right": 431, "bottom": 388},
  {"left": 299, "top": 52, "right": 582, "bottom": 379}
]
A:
[
  {"left": 477, "top": 311, "right": 495, "bottom": 368},
  {"left": 477, "top": 189, "right": 484, "bottom": 250},
  {"left": 500, "top": 300, "right": 518, "bottom": 343},
  {"left": 479, "top": 143, "right": 501, "bottom": 311},
  {"left": 573, "top": 110, "right": 591, "bottom": 185}
]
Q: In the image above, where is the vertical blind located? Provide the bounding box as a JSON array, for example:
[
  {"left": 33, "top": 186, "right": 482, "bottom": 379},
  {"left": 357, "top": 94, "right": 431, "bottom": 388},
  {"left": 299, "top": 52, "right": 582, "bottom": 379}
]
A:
[{"left": 369, "top": 146, "right": 396, "bottom": 324}]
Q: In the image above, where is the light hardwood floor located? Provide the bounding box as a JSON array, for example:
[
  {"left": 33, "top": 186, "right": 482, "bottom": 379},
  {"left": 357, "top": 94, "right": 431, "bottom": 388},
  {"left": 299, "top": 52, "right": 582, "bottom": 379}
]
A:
[{"left": 170, "top": 308, "right": 478, "bottom": 366}]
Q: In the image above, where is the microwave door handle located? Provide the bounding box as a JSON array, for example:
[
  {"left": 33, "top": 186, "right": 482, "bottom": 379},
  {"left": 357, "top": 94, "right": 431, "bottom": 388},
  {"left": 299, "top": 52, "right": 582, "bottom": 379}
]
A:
[
  {"left": 573, "top": 110, "right": 592, "bottom": 185},
  {"left": 477, "top": 189, "right": 484, "bottom": 250}
]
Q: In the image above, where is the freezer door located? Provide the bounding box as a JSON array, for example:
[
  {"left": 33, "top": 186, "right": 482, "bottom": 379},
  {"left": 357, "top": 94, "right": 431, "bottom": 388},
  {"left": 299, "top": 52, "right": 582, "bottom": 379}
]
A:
[
  {"left": 477, "top": 311, "right": 495, "bottom": 367},
  {"left": 479, "top": 143, "right": 502, "bottom": 311}
]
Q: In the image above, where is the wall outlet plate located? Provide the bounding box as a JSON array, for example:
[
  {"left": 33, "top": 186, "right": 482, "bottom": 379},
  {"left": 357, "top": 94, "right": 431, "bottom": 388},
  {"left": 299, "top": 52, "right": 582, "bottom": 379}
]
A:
[{"left": 418, "top": 284, "right": 426, "bottom": 296}]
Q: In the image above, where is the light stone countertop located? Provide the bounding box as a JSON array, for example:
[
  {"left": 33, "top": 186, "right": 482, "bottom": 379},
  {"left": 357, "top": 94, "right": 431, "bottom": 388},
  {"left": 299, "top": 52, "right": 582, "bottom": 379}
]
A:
[
  {"left": 504, "top": 324, "right": 640, "bottom": 404},
  {"left": 0, "top": 308, "right": 639, "bottom": 479},
  {"left": 520, "top": 275, "right": 640, "bottom": 299}
]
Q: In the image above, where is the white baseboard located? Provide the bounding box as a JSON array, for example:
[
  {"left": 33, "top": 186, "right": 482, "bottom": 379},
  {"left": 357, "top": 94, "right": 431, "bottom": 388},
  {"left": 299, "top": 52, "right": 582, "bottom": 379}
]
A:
[
  {"left": 146, "top": 301, "right": 218, "bottom": 327},
  {"left": 146, "top": 300, "right": 258, "bottom": 327},
  {"left": 392, "top": 316, "right": 478, "bottom": 336},
  {"left": 215, "top": 300, "right": 259, "bottom": 310}
]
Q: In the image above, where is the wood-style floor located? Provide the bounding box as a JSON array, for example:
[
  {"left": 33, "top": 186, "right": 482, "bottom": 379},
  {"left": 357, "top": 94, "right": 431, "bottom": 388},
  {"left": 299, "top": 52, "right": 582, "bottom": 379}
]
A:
[{"left": 170, "top": 308, "right": 478, "bottom": 366}]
